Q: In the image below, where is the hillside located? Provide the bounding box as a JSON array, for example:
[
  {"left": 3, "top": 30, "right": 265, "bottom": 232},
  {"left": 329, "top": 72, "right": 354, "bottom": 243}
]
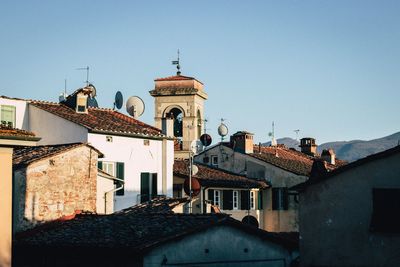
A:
[{"left": 263, "top": 132, "right": 400, "bottom": 162}]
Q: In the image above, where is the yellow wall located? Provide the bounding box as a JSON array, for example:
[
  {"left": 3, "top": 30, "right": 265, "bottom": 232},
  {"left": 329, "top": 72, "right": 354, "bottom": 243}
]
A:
[{"left": 0, "top": 147, "right": 13, "bottom": 267}]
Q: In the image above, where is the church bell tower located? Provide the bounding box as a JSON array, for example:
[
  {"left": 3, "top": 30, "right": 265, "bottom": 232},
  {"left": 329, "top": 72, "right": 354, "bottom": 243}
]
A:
[{"left": 149, "top": 60, "right": 208, "bottom": 158}]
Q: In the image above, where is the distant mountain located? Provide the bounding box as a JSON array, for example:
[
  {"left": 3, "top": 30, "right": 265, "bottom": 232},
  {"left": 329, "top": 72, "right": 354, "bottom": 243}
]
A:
[
  {"left": 262, "top": 132, "right": 400, "bottom": 162},
  {"left": 262, "top": 137, "right": 300, "bottom": 149},
  {"left": 318, "top": 132, "right": 400, "bottom": 162}
]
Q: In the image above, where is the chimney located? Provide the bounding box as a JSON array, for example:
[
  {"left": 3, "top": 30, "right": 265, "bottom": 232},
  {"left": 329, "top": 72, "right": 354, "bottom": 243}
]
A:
[
  {"left": 230, "top": 131, "right": 254, "bottom": 154},
  {"left": 161, "top": 117, "right": 174, "bottom": 137},
  {"left": 310, "top": 159, "right": 328, "bottom": 180},
  {"left": 321, "top": 149, "right": 335, "bottom": 165},
  {"left": 299, "top": 137, "right": 317, "bottom": 156}
]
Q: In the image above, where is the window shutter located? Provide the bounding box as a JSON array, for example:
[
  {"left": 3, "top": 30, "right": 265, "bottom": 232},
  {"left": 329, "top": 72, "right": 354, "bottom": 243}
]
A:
[
  {"left": 272, "top": 188, "right": 279, "bottom": 210},
  {"left": 241, "top": 190, "right": 250, "bottom": 210},
  {"left": 151, "top": 173, "right": 158, "bottom": 199},
  {"left": 97, "top": 161, "right": 103, "bottom": 170},
  {"left": 283, "top": 188, "right": 289, "bottom": 210},
  {"left": 140, "top": 173, "right": 150, "bottom": 203},
  {"left": 223, "top": 190, "right": 233, "bottom": 210},
  {"left": 208, "top": 189, "right": 214, "bottom": 205},
  {"left": 115, "top": 162, "right": 125, "bottom": 196},
  {"left": 258, "top": 190, "right": 263, "bottom": 210}
]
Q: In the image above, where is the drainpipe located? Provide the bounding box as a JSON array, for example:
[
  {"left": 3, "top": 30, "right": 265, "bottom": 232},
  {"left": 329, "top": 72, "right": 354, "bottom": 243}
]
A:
[{"left": 104, "top": 177, "right": 125, "bottom": 214}]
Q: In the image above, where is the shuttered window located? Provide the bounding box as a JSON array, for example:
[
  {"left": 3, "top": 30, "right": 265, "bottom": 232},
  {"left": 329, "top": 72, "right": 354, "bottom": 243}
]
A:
[
  {"left": 258, "top": 190, "right": 263, "bottom": 210},
  {"left": 115, "top": 162, "right": 125, "bottom": 196},
  {"left": 233, "top": 191, "right": 239, "bottom": 210},
  {"left": 208, "top": 189, "right": 214, "bottom": 205},
  {"left": 250, "top": 191, "right": 255, "bottom": 210},
  {"left": 214, "top": 190, "right": 221, "bottom": 207},
  {"left": 223, "top": 190, "right": 233, "bottom": 210},
  {"left": 140, "top": 173, "right": 158, "bottom": 203},
  {"left": 272, "top": 187, "right": 289, "bottom": 210},
  {"left": 241, "top": 190, "right": 250, "bottom": 210}
]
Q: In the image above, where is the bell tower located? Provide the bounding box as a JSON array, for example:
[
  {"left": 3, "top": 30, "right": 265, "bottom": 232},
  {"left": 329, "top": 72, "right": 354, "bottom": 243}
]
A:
[{"left": 150, "top": 71, "right": 207, "bottom": 158}]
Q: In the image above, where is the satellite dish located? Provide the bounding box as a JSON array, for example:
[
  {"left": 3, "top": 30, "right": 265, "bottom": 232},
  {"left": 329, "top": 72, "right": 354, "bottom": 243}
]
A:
[
  {"left": 190, "top": 140, "right": 198, "bottom": 154},
  {"left": 191, "top": 164, "right": 199, "bottom": 176},
  {"left": 126, "top": 96, "right": 145, "bottom": 118},
  {"left": 183, "top": 177, "right": 201, "bottom": 197},
  {"left": 88, "top": 84, "right": 97, "bottom": 98},
  {"left": 87, "top": 97, "right": 98, "bottom": 108},
  {"left": 218, "top": 123, "right": 228, "bottom": 138},
  {"left": 200, "top": 134, "right": 212, "bottom": 147},
  {"left": 114, "top": 91, "right": 123, "bottom": 110}
]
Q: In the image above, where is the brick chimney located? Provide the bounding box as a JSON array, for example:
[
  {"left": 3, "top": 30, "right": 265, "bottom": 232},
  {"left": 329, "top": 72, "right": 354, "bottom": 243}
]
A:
[
  {"left": 299, "top": 137, "right": 317, "bottom": 156},
  {"left": 321, "top": 149, "right": 335, "bottom": 165},
  {"left": 230, "top": 131, "right": 254, "bottom": 154}
]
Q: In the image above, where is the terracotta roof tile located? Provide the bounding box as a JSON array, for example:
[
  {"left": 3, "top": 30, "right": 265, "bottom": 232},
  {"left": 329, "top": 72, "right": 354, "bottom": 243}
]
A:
[
  {"left": 13, "top": 143, "right": 102, "bottom": 168},
  {"left": 117, "top": 197, "right": 189, "bottom": 215},
  {"left": 30, "top": 101, "right": 163, "bottom": 138},
  {"left": 174, "top": 159, "right": 268, "bottom": 188},
  {"left": 0, "top": 125, "right": 36, "bottom": 138}
]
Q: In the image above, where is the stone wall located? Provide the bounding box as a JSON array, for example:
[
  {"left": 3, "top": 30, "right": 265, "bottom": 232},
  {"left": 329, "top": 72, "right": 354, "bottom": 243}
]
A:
[{"left": 13, "top": 146, "right": 98, "bottom": 232}]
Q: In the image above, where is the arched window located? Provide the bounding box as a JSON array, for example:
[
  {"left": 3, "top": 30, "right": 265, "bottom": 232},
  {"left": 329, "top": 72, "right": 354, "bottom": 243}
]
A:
[{"left": 166, "top": 108, "right": 183, "bottom": 137}]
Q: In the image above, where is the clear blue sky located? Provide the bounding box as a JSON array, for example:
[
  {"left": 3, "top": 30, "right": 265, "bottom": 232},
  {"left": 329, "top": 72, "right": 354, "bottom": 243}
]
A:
[{"left": 1, "top": 0, "right": 399, "bottom": 144}]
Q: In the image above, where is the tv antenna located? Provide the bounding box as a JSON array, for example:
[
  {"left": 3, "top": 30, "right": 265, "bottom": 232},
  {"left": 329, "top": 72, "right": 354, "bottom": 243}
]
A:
[
  {"left": 172, "top": 49, "right": 181, "bottom": 75},
  {"left": 76, "top": 66, "right": 90, "bottom": 86},
  {"left": 268, "top": 121, "right": 277, "bottom": 146},
  {"left": 294, "top": 129, "right": 300, "bottom": 140}
]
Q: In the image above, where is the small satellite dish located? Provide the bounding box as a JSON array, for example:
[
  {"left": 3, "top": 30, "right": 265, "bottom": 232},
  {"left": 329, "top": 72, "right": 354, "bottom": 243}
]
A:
[
  {"left": 190, "top": 140, "right": 199, "bottom": 154},
  {"left": 200, "top": 134, "right": 212, "bottom": 147},
  {"left": 218, "top": 122, "right": 228, "bottom": 138},
  {"left": 87, "top": 97, "right": 98, "bottom": 108},
  {"left": 126, "top": 96, "right": 145, "bottom": 118},
  {"left": 191, "top": 164, "right": 199, "bottom": 176},
  {"left": 88, "top": 83, "right": 97, "bottom": 98},
  {"left": 184, "top": 177, "right": 201, "bottom": 197},
  {"left": 114, "top": 91, "right": 123, "bottom": 110}
]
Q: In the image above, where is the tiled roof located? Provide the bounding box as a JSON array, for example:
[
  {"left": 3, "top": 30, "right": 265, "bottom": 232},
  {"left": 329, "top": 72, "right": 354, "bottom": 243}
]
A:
[
  {"left": 249, "top": 145, "right": 344, "bottom": 176},
  {"left": 13, "top": 143, "right": 103, "bottom": 169},
  {"left": 155, "top": 75, "right": 196, "bottom": 82},
  {"left": 30, "top": 101, "right": 164, "bottom": 138},
  {"left": 174, "top": 159, "right": 268, "bottom": 189},
  {"left": 0, "top": 125, "right": 36, "bottom": 138},
  {"left": 117, "top": 197, "right": 189, "bottom": 215},
  {"left": 15, "top": 211, "right": 297, "bottom": 251}
]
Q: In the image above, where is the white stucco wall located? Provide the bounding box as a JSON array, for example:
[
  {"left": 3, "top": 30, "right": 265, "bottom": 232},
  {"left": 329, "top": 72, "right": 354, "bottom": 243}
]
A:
[
  {"left": 96, "top": 175, "right": 115, "bottom": 214},
  {"left": 29, "top": 105, "right": 88, "bottom": 145},
  {"left": 89, "top": 133, "right": 174, "bottom": 211},
  {"left": 144, "top": 224, "right": 295, "bottom": 267},
  {"left": 0, "top": 97, "right": 29, "bottom": 130}
]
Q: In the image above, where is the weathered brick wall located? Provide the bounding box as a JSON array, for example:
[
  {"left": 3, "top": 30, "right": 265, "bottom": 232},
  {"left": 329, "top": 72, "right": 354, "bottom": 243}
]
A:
[{"left": 14, "top": 146, "right": 98, "bottom": 232}]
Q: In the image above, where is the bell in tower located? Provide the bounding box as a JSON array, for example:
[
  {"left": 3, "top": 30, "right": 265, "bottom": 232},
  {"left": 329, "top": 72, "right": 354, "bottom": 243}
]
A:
[{"left": 149, "top": 60, "right": 208, "bottom": 159}]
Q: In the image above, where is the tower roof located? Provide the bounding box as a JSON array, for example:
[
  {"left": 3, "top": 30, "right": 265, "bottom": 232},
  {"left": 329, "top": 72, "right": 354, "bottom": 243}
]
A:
[{"left": 154, "top": 75, "right": 203, "bottom": 84}]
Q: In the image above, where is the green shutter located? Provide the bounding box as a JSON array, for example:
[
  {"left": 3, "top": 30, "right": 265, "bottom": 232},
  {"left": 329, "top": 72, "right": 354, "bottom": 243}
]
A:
[
  {"left": 283, "top": 188, "right": 289, "bottom": 210},
  {"left": 141, "top": 173, "right": 150, "bottom": 203},
  {"left": 115, "top": 162, "right": 125, "bottom": 196},
  {"left": 208, "top": 189, "right": 214, "bottom": 205},
  {"left": 223, "top": 190, "right": 233, "bottom": 210},
  {"left": 258, "top": 190, "right": 263, "bottom": 210},
  {"left": 97, "top": 161, "right": 103, "bottom": 170},
  {"left": 241, "top": 190, "right": 250, "bottom": 210},
  {"left": 272, "top": 188, "right": 279, "bottom": 210},
  {"left": 151, "top": 173, "right": 158, "bottom": 199}
]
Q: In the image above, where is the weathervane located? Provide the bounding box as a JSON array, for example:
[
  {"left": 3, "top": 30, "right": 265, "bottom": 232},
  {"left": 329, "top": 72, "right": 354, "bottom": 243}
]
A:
[{"left": 172, "top": 49, "right": 181, "bottom": 75}]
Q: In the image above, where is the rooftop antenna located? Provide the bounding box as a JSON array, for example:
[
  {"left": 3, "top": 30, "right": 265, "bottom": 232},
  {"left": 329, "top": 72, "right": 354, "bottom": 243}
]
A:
[
  {"left": 76, "top": 66, "right": 90, "bottom": 86},
  {"left": 294, "top": 129, "right": 300, "bottom": 141},
  {"left": 268, "top": 121, "right": 277, "bottom": 146},
  {"left": 64, "top": 79, "right": 67, "bottom": 95},
  {"left": 203, "top": 118, "right": 209, "bottom": 134},
  {"left": 172, "top": 49, "right": 181, "bottom": 75}
]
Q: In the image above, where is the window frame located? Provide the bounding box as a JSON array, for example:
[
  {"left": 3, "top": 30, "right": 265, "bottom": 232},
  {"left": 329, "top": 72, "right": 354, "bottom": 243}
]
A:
[
  {"left": 214, "top": 190, "right": 221, "bottom": 207},
  {"left": 211, "top": 155, "right": 218, "bottom": 167},
  {"left": 0, "top": 105, "right": 16, "bottom": 128},
  {"left": 101, "top": 161, "right": 115, "bottom": 176},
  {"left": 250, "top": 191, "right": 255, "bottom": 210},
  {"left": 233, "top": 190, "right": 239, "bottom": 210}
]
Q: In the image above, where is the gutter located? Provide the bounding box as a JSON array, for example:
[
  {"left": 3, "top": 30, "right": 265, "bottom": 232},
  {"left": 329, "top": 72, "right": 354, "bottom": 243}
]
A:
[{"left": 104, "top": 176, "right": 125, "bottom": 214}]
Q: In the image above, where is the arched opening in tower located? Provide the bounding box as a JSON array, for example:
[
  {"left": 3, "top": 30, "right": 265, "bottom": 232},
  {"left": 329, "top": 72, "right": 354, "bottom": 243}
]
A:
[{"left": 167, "top": 108, "right": 183, "bottom": 137}]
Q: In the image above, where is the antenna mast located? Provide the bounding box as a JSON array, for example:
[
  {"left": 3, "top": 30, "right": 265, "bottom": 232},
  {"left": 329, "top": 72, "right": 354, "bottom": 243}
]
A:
[
  {"left": 76, "top": 66, "right": 90, "bottom": 86},
  {"left": 294, "top": 129, "right": 300, "bottom": 141},
  {"left": 172, "top": 50, "right": 181, "bottom": 75}
]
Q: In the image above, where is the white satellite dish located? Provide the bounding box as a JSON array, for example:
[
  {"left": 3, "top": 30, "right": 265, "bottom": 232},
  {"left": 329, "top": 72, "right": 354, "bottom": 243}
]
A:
[
  {"left": 126, "top": 96, "right": 145, "bottom": 118},
  {"left": 191, "top": 164, "right": 199, "bottom": 176}
]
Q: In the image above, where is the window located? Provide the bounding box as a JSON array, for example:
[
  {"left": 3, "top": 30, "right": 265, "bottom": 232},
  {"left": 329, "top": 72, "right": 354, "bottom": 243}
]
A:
[
  {"left": 272, "top": 187, "right": 289, "bottom": 210},
  {"left": 1, "top": 105, "right": 16, "bottom": 128},
  {"left": 370, "top": 188, "right": 400, "bottom": 233},
  {"left": 211, "top": 155, "right": 218, "bottom": 167},
  {"left": 241, "top": 190, "right": 250, "bottom": 210},
  {"left": 98, "top": 161, "right": 125, "bottom": 196},
  {"left": 106, "top": 136, "right": 113, "bottom": 142},
  {"left": 143, "top": 139, "right": 150, "bottom": 146},
  {"left": 250, "top": 191, "right": 255, "bottom": 210},
  {"left": 233, "top": 190, "right": 239, "bottom": 210},
  {"left": 214, "top": 190, "right": 221, "bottom": 207},
  {"left": 140, "top": 173, "right": 158, "bottom": 203}
]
